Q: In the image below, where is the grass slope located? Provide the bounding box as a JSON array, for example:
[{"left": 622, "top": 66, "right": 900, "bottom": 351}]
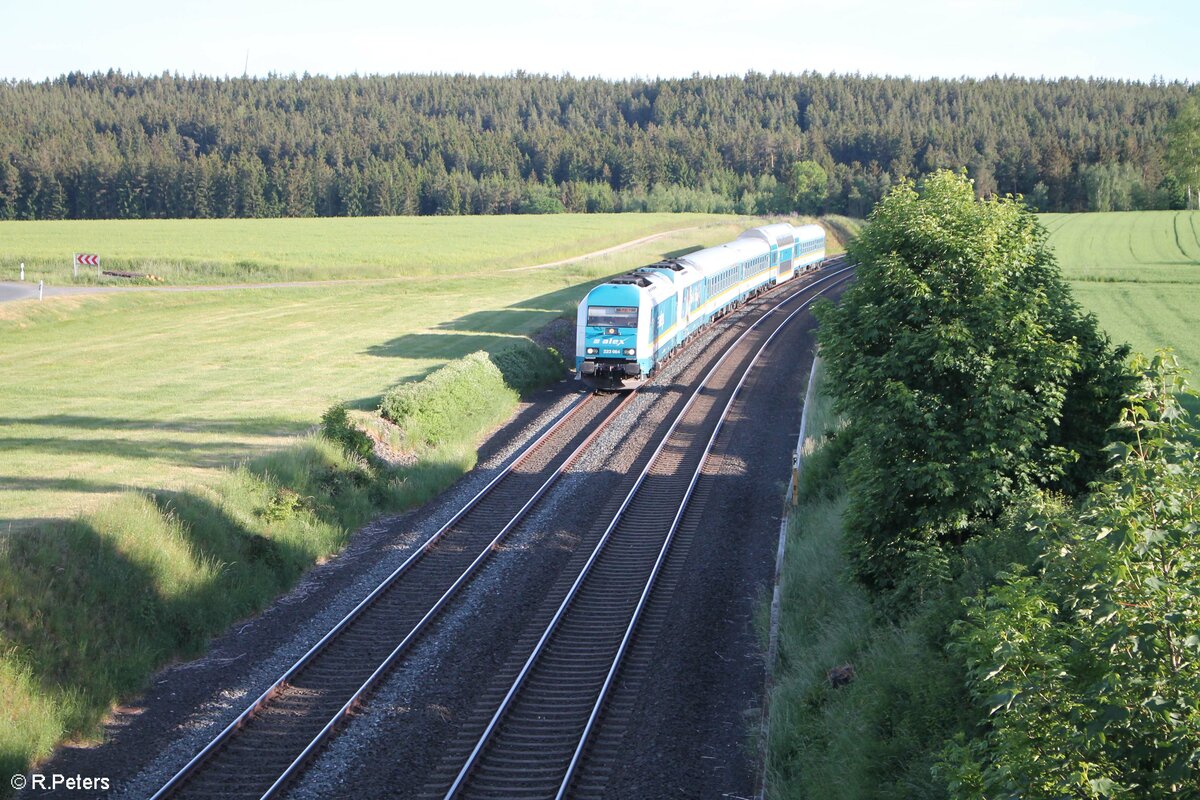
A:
[{"left": 0, "top": 213, "right": 727, "bottom": 284}]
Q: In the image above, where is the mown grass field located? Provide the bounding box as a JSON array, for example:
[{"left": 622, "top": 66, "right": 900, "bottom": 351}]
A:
[
  {"left": 0, "top": 213, "right": 854, "bottom": 529},
  {"left": 0, "top": 213, "right": 723, "bottom": 284},
  {"left": 1042, "top": 210, "right": 1200, "bottom": 413}
]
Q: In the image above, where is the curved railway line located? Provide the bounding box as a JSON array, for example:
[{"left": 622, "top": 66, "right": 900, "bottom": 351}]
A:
[
  {"left": 433, "top": 264, "right": 852, "bottom": 800},
  {"left": 148, "top": 257, "right": 852, "bottom": 800}
]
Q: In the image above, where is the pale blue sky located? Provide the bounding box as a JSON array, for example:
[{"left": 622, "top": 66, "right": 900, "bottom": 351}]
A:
[{"left": 1, "top": 0, "right": 1195, "bottom": 83}]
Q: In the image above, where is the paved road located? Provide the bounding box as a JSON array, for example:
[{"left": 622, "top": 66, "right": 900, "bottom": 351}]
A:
[{"left": 0, "top": 282, "right": 41, "bottom": 302}]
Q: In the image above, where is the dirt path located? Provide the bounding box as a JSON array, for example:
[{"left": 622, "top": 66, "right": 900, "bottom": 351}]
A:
[{"left": 499, "top": 226, "right": 700, "bottom": 272}]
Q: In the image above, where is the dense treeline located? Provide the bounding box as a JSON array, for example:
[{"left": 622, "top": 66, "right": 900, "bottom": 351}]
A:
[
  {"left": 0, "top": 71, "right": 1194, "bottom": 220},
  {"left": 794, "top": 172, "right": 1199, "bottom": 797}
]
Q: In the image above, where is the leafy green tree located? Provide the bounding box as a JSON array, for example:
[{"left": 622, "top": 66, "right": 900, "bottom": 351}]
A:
[
  {"left": 817, "top": 171, "right": 1129, "bottom": 597},
  {"left": 790, "top": 159, "right": 828, "bottom": 214},
  {"left": 944, "top": 352, "right": 1200, "bottom": 797},
  {"left": 1166, "top": 96, "right": 1200, "bottom": 210}
]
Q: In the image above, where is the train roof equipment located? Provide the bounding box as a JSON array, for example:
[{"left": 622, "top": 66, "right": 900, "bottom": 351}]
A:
[{"left": 738, "top": 222, "right": 797, "bottom": 248}]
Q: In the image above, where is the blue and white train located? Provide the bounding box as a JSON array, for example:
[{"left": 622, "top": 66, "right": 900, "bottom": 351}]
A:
[{"left": 575, "top": 223, "right": 825, "bottom": 390}]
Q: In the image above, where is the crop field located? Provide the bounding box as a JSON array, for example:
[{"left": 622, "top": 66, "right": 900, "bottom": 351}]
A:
[
  {"left": 0, "top": 213, "right": 856, "bottom": 529},
  {"left": 1042, "top": 210, "right": 1200, "bottom": 413},
  {"left": 1042, "top": 210, "right": 1200, "bottom": 284},
  {"left": 0, "top": 213, "right": 728, "bottom": 285}
]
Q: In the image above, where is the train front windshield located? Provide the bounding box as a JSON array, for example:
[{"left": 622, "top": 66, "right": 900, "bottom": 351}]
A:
[{"left": 587, "top": 306, "right": 638, "bottom": 328}]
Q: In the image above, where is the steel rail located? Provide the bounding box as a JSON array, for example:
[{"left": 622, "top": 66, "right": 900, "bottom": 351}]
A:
[
  {"left": 153, "top": 254, "right": 852, "bottom": 800},
  {"left": 149, "top": 389, "right": 620, "bottom": 800},
  {"left": 443, "top": 263, "right": 854, "bottom": 798},
  {"left": 255, "top": 389, "right": 639, "bottom": 799},
  {"left": 554, "top": 268, "right": 855, "bottom": 799}
]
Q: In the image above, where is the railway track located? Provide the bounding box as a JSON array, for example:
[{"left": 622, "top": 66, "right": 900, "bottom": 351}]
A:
[
  {"left": 149, "top": 257, "right": 851, "bottom": 800},
  {"left": 432, "top": 264, "right": 854, "bottom": 799},
  {"left": 150, "top": 390, "right": 635, "bottom": 800}
]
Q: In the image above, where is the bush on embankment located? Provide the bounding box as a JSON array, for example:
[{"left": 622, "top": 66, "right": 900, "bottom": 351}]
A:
[
  {"left": 0, "top": 338, "right": 565, "bottom": 793},
  {"left": 380, "top": 339, "right": 564, "bottom": 451},
  {"left": 769, "top": 172, "right": 1200, "bottom": 797}
]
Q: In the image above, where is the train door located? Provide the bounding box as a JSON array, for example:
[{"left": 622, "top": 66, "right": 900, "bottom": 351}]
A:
[{"left": 651, "top": 300, "right": 661, "bottom": 358}]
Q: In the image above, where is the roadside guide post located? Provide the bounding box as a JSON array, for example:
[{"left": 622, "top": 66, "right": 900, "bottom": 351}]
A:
[
  {"left": 38, "top": 280, "right": 44, "bottom": 301},
  {"left": 20, "top": 262, "right": 24, "bottom": 281}
]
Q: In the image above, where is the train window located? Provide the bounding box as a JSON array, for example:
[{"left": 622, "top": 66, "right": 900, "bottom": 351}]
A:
[{"left": 587, "top": 306, "right": 638, "bottom": 327}]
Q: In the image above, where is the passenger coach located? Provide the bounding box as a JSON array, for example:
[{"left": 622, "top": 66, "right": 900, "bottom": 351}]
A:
[{"left": 575, "top": 222, "right": 825, "bottom": 390}]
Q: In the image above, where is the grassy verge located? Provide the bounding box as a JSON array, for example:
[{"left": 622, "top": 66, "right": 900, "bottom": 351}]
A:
[
  {"left": 0, "top": 339, "right": 563, "bottom": 790},
  {"left": 766, "top": 370, "right": 1053, "bottom": 800},
  {"left": 767, "top": 361, "right": 972, "bottom": 800}
]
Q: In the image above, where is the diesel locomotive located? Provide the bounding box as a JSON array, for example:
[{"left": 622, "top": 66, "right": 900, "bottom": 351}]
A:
[{"left": 575, "top": 223, "right": 825, "bottom": 390}]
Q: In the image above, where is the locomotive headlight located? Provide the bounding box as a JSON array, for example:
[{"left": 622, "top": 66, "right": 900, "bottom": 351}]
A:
[
  {"left": 586, "top": 347, "right": 599, "bottom": 355},
  {"left": 606, "top": 328, "right": 617, "bottom": 335},
  {"left": 623, "top": 348, "right": 636, "bottom": 356}
]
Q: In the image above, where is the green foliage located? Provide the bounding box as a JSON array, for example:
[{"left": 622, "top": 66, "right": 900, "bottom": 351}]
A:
[
  {"left": 518, "top": 184, "right": 567, "bottom": 214},
  {"left": 1166, "top": 97, "right": 1200, "bottom": 209},
  {"left": 769, "top": 368, "right": 1037, "bottom": 800},
  {"left": 1080, "top": 162, "right": 1146, "bottom": 212},
  {"left": 379, "top": 341, "right": 562, "bottom": 452},
  {"left": 790, "top": 160, "right": 829, "bottom": 215},
  {"left": 0, "top": 72, "right": 1191, "bottom": 221},
  {"left": 321, "top": 402, "right": 374, "bottom": 461},
  {"left": 944, "top": 352, "right": 1200, "bottom": 797},
  {"left": 817, "top": 170, "right": 1130, "bottom": 597},
  {"left": 380, "top": 352, "right": 516, "bottom": 450},
  {"left": 487, "top": 339, "right": 565, "bottom": 394}
]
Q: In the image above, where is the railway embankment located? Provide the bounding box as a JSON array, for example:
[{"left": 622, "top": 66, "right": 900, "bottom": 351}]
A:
[
  {"left": 0, "top": 337, "right": 567, "bottom": 795},
  {"left": 765, "top": 172, "right": 1200, "bottom": 797}
]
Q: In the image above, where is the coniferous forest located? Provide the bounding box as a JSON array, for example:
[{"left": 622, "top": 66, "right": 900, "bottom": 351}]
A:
[{"left": 0, "top": 70, "right": 1193, "bottom": 220}]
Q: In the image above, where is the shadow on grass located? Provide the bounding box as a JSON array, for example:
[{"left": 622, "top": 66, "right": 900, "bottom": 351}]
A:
[
  {"left": 0, "top": 415, "right": 307, "bottom": 437},
  {"left": 432, "top": 307, "right": 554, "bottom": 334},
  {"left": 0, "top": 488, "right": 312, "bottom": 783},
  {"left": 154, "top": 489, "right": 320, "bottom": 609},
  {"left": 363, "top": 331, "right": 519, "bottom": 360},
  {"left": 0, "top": 434, "right": 277, "bottom": 468},
  {"left": 0, "top": 476, "right": 135, "bottom": 494},
  {"left": 820, "top": 217, "right": 862, "bottom": 250}
]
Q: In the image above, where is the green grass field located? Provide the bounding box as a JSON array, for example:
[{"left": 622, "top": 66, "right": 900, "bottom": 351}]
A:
[
  {"left": 1042, "top": 210, "right": 1200, "bottom": 413},
  {"left": 0, "top": 213, "right": 724, "bottom": 284},
  {"left": 0, "top": 214, "right": 855, "bottom": 529},
  {"left": 1042, "top": 210, "right": 1200, "bottom": 284}
]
